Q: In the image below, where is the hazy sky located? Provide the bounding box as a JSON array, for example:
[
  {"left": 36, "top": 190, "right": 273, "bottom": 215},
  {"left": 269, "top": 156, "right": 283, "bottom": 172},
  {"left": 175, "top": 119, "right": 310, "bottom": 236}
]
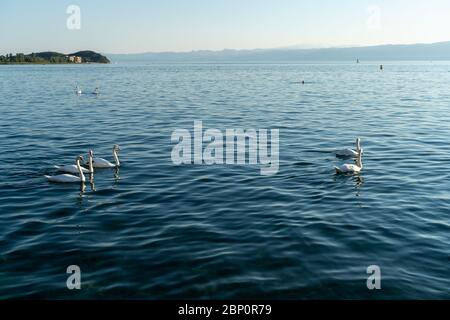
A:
[{"left": 1, "top": 0, "right": 449, "bottom": 54}]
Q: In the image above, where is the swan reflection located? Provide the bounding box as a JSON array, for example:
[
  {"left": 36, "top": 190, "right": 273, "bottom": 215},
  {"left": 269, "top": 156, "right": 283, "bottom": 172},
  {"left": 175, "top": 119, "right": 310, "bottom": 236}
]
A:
[
  {"left": 76, "top": 182, "right": 86, "bottom": 206},
  {"left": 333, "top": 172, "right": 364, "bottom": 197},
  {"left": 89, "top": 173, "right": 96, "bottom": 192},
  {"left": 114, "top": 167, "right": 120, "bottom": 182},
  {"left": 353, "top": 175, "right": 364, "bottom": 197}
]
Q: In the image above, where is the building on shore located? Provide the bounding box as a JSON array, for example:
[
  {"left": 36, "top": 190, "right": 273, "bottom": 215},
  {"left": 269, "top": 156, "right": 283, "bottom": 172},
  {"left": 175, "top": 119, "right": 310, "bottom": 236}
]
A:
[{"left": 68, "top": 56, "right": 82, "bottom": 63}]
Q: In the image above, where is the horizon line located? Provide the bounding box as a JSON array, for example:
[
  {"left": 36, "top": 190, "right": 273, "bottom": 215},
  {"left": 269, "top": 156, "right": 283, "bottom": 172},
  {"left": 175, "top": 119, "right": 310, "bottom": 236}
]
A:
[
  {"left": 105, "top": 39, "right": 450, "bottom": 56},
  {"left": 2, "top": 39, "right": 449, "bottom": 57}
]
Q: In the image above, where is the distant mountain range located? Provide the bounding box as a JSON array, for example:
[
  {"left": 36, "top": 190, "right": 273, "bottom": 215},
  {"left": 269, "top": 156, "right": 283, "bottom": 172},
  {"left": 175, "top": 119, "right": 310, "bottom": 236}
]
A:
[
  {"left": 0, "top": 51, "right": 110, "bottom": 64},
  {"left": 109, "top": 41, "right": 450, "bottom": 62}
]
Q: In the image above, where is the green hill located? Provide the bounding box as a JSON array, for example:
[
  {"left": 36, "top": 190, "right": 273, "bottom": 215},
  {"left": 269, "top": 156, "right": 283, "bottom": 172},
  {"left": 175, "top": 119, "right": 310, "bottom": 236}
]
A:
[
  {"left": 0, "top": 51, "right": 110, "bottom": 64},
  {"left": 70, "top": 51, "right": 110, "bottom": 63}
]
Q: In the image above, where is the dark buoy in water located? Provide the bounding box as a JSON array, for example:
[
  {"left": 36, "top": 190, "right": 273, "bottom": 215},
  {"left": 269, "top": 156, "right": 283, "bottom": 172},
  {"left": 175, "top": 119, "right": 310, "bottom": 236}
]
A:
[
  {"left": 357, "top": 58, "right": 360, "bottom": 64},
  {"left": 301, "top": 80, "right": 305, "bottom": 85},
  {"left": 380, "top": 64, "right": 383, "bottom": 71}
]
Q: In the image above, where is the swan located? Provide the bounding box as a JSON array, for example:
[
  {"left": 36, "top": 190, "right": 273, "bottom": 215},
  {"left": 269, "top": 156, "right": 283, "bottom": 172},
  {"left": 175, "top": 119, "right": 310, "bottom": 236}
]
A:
[
  {"left": 335, "top": 138, "right": 363, "bottom": 158},
  {"left": 54, "top": 163, "right": 90, "bottom": 175},
  {"left": 335, "top": 151, "right": 363, "bottom": 174},
  {"left": 75, "top": 85, "right": 82, "bottom": 95},
  {"left": 45, "top": 155, "right": 86, "bottom": 183},
  {"left": 54, "top": 150, "right": 94, "bottom": 174},
  {"left": 91, "top": 145, "right": 120, "bottom": 168},
  {"left": 93, "top": 87, "right": 100, "bottom": 95}
]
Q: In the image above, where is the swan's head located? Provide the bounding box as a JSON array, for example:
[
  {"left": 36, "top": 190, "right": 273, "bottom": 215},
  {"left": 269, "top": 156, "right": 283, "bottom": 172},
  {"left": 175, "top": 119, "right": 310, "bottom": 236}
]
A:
[
  {"left": 77, "top": 155, "right": 84, "bottom": 162},
  {"left": 113, "top": 144, "right": 121, "bottom": 152},
  {"left": 89, "top": 150, "right": 94, "bottom": 157}
]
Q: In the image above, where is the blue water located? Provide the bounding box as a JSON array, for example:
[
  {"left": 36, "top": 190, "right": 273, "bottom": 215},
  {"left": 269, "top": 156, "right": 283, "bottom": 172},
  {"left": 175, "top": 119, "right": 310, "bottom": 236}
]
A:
[{"left": 0, "top": 62, "right": 449, "bottom": 299}]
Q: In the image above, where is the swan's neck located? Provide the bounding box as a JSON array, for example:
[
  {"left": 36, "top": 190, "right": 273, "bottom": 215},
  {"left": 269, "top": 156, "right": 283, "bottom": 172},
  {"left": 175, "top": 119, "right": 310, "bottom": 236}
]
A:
[
  {"left": 89, "top": 155, "right": 94, "bottom": 173},
  {"left": 357, "top": 155, "right": 363, "bottom": 169},
  {"left": 113, "top": 149, "right": 120, "bottom": 167},
  {"left": 77, "top": 159, "right": 86, "bottom": 182},
  {"left": 356, "top": 139, "right": 361, "bottom": 152}
]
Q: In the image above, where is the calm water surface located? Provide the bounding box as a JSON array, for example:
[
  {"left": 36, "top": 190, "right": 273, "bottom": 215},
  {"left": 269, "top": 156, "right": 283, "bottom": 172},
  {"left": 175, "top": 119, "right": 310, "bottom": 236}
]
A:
[{"left": 0, "top": 62, "right": 449, "bottom": 299}]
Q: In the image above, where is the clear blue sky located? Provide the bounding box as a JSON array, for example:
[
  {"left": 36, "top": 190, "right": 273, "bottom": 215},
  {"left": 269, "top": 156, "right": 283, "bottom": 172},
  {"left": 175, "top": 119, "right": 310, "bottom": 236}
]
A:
[{"left": 1, "top": 0, "right": 449, "bottom": 54}]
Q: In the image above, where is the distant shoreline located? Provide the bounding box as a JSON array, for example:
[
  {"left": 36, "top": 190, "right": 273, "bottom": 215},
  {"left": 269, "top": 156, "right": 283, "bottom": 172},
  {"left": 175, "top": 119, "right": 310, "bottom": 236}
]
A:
[{"left": 107, "top": 41, "right": 450, "bottom": 62}]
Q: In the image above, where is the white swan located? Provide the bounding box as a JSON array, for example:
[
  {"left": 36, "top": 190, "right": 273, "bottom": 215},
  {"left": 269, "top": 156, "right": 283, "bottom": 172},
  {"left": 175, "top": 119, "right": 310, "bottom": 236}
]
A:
[
  {"left": 335, "top": 151, "right": 363, "bottom": 174},
  {"left": 75, "top": 85, "right": 82, "bottom": 95},
  {"left": 335, "top": 138, "right": 363, "bottom": 157},
  {"left": 54, "top": 150, "right": 94, "bottom": 174},
  {"left": 54, "top": 164, "right": 90, "bottom": 174},
  {"left": 46, "top": 156, "right": 86, "bottom": 183},
  {"left": 91, "top": 145, "right": 121, "bottom": 168}
]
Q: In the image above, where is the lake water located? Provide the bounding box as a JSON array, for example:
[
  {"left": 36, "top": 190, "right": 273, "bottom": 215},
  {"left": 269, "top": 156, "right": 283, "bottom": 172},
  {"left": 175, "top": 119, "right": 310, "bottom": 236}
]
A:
[{"left": 0, "top": 62, "right": 449, "bottom": 299}]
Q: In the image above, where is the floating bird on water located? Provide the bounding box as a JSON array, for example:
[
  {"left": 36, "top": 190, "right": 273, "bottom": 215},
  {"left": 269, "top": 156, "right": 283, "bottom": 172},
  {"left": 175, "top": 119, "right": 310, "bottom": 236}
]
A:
[
  {"left": 335, "top": 151, "right": 363, "bottom": 174},
  {"left": 90, "top": 145, "right": 121, "bottom": 168},
  {"left": 54, "top": 162, "right": 90, "bottom": 174},
  {"left": 54, "top": 149, "right": 95, "bottom": 174},
  {"left": 335, "top": 138, "right": 363, "bottom": 158},
  {"left": 46, "top": 156, "right": 87, "bottom": 183}
]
